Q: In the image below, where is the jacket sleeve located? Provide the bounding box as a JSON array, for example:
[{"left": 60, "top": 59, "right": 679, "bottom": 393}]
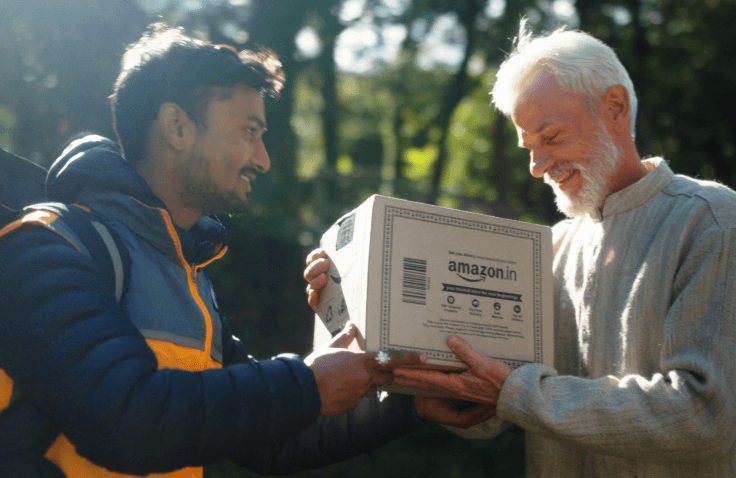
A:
[
  {"left": 0, "top": 225, "right": 321, "bottom": 475},
  {"left": 220, "top": 313, "right": 253, "bottom": 366},
  {"left": 231, "top": 392, "right": 420, "bottom": 475},
  {"left": 218, "top": 304, "right": 421, "bottom": 474}
]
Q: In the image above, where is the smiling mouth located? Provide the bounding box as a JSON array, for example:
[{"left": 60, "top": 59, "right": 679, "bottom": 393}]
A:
[
  {"left": 547, "top": 169, "right": 578, "bottom": 189},
  {"left": 237, "top": 176, "right": 253, "bottom": 196},
  {"left": 239, "top": 169, "right": 257, "bottom": 189}
]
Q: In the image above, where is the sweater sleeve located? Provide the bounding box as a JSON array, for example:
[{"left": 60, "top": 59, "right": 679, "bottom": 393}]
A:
[
  {"left": 496, "top": 227, "right": 736, "bottom": 461},
  {"left": 0, "top": 225, "right": 321, "bottom": 475}
]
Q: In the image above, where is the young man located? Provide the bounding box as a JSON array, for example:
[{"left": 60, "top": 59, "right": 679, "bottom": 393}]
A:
[
  {"left": 309, "top": 20, "right": 736, "bottom": 477},
  {"left": 0, "top": 24, "right": 420, "bottom": 478}
]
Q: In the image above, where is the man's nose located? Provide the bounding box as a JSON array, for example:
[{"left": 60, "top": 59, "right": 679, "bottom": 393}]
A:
[
  {"left": 529, "top": 150, "right": 552, "bottom": 178},
  {"left": 251, "top": 138, "right": 270, "bottom": 173}
]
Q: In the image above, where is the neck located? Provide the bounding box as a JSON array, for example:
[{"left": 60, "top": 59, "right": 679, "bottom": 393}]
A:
[
  {"left": 136, "top": 155, "right": 200, "bottom": 230},
  {"left": 607, "top": 134, "right": 648, "bottom": 195}
]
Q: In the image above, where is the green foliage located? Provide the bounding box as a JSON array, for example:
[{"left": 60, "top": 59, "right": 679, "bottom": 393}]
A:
[{"left": 0, "top": 106, "right": 17, "bottom": 151}]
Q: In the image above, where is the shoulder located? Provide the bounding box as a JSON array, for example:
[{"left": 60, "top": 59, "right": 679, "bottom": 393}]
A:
[
  {"left": 661, "top": 175, "right": 736, "bottom": 230},
  {"left": 551, "top": 218, "right": 576, "bottom": 256},
  {"left": 1, "top": 205, "right": 93, "bottom": 254},
  {"left": 1, "top": 207, "right": 75, "bottom": 249},
  {"left": 0, "top": 211, "right": 96, "bottom": 302},
  {"left": 0, "top": 205, "right": 118, "bottom": 276}
]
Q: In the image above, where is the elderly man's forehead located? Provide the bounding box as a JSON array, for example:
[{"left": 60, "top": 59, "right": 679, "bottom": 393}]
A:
[
  {"left": 514, "top": 74, "right": 584, "bottom": 122},
  {"left": 517, "top": 68, "right": 555, "bottom": 95},
  {"left": 512, "top": 74, "right": 591, "bottom": 149},
  {"left": 514, "top": 70, "right": 562, "bottom": 112}
]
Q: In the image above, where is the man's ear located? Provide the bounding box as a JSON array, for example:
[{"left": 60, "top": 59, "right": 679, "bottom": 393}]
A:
[
  {"left": 157, "top": 103, "right": 194, "bottom": 151},
  {"left": 601, "top": 84, "right": 630, "bottom": 134}
]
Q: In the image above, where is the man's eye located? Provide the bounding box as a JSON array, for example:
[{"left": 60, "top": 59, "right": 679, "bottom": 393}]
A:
[
  {"left": 546, "top": 133, "right": 561, "bottom": 144},
  {"left": 244, "top": 127, "right": 259, "bottom": 140}
]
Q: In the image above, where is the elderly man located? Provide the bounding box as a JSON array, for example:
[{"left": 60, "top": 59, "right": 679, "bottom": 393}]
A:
[{"left": 306, "top": 20, "right": 736, "bottom": 477}]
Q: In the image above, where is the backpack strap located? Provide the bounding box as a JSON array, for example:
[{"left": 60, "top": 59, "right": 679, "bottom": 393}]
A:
[{"left": 23, "top": 203, "right": 129, "bottom": 303}]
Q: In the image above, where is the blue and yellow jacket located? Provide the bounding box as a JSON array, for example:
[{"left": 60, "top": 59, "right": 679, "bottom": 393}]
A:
[{"left": 0, "top": 136, "right": 416, "bottom": 477}]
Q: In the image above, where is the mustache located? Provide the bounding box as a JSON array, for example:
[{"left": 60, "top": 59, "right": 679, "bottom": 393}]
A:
[{"left": 544, "top": 163, "right": 582, "bottom": 185}]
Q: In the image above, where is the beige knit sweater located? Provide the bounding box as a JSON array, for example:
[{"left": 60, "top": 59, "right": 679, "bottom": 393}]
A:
[{"left": 490, "top": 158, "right": 736, "bottom": 477}]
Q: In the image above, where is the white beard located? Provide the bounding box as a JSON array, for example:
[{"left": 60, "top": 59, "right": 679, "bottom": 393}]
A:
[{"left": 544, "top": 124, "right": 619, "bottom": 218}]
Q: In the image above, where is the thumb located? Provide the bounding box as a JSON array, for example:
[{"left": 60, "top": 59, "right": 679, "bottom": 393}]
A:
[
  {"left": 447, "top": 336, "right": 489, "bottom": 371},
  {"left": 327, "top": 322, "right": 356, "bottom": 349}
]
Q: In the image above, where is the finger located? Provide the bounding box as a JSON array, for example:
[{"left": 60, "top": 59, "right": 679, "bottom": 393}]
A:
[
  {"left": 392, "top": 368, "right": 458, "bottom": 393},
  {"left": 370, "top": 370, "right": 393, "bottom": 388},
  {"left": 304, "top": 258, "right": 330, "bottom": 283},
  {"left": 307, "top": 289, "right": 320, "bottom": 312},
  {"left": 413, "top": 396, "right": 496, "bottom": 428},
  {"left": 306, "top": 248, "right": 328, "bottom": 266},
  {"left": 308, "top": 272, "right": 328, "bottom": 293},
  {"left": 327, "top": 322, "right": 356, "bottom": 349},
  {"left": 448, "top": 404, "right": 497, "bottom": 429},
  {"left": 378, "top": 351, "right": 426, "bottom": 370},
  {"left": 413, "top": 396, "right": 459, "bottom": 423},
  {"left": 413, "top": 395, "right": 432, "bottom": 419},
  {"left": 447, "top": 336, "right": 491, "bottom": 371},
  {"left": 304, "top": 261, "right": 329, "bottom": 287}
]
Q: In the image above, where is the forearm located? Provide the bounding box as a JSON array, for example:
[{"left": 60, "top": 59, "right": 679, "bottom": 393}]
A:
[{"left": 498, "top": 360, "right": 736, "bottom": 461}]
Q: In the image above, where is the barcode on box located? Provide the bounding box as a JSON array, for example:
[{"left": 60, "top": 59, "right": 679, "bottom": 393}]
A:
[{"left": 402, "top": 258, "right": 427, "bottom": 305}]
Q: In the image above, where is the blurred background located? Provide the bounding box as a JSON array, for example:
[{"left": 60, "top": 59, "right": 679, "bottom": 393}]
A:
[{"left": 1, "top": 0, "right": 734, "bottom": 476}]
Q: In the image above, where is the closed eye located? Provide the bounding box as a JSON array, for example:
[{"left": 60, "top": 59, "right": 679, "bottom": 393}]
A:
[
  {"left": 243, "top": 125, "right": 266, "bottom": 142},
  {"left": 545, "top": 132, "right": 562, "bottom": 144}
]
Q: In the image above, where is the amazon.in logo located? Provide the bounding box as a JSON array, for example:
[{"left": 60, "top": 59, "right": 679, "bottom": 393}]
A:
[{"left": 448, "top": 260, "right": 517, "bottom": 282}]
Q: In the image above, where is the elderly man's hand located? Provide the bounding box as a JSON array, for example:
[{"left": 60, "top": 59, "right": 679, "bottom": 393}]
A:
[
  {"left": 304, "top": 248, "right": 330, "bottom": 312},
  {"left": 413, "top": 396, "right": 498, "bottom": 429},
  {"left": 393, "top": 336, "right": 513, "bottom": 405},
  {"left": 305, "top": 323, "right": 424, "bottom": 416}
]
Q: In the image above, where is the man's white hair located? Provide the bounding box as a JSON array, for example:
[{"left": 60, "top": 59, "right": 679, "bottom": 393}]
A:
[{"left": 491, "top": 18, "right": 638, "bottom": 138}]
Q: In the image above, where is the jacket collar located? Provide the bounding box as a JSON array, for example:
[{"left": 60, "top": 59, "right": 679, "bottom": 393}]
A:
[{"left": 49, "top": 135, "right": 228, "bottom": 264}]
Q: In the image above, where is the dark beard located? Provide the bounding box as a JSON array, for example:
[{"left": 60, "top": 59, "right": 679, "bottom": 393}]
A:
[{"left": 179, "top": 155, "right": 250, "bottom": 216}]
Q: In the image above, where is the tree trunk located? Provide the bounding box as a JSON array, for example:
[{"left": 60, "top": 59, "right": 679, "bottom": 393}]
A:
[{"left": 426, "top": 0, "right": 482, "bottom": 205}]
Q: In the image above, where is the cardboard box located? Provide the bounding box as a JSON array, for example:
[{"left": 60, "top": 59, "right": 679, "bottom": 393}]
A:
[{"left": 313, "top": 195, "right": 554, "bottom": 374}]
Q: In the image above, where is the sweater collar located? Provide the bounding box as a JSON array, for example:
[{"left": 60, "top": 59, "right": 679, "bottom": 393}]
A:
[{"left": 599, "top": 158, "right": 674, "bottom": 220}]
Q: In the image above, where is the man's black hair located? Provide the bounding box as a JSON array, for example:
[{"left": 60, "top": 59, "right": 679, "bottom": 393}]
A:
[{"left": 110, "top": 22, "right": 285, "bottom": 167}]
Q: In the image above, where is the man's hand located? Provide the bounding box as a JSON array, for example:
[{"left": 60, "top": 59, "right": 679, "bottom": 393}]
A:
[
  {"left": 304, "top": 248, "right": 330, "bottom": 312},
  {"left": 304, "top": 323, "right": 424, "bottom": 416},
  {"left": 413, "top": 396, "right": 498, "bottom": 429},
  {"left": 393, "top": 336, "right": 513, "bottom": 405}
]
